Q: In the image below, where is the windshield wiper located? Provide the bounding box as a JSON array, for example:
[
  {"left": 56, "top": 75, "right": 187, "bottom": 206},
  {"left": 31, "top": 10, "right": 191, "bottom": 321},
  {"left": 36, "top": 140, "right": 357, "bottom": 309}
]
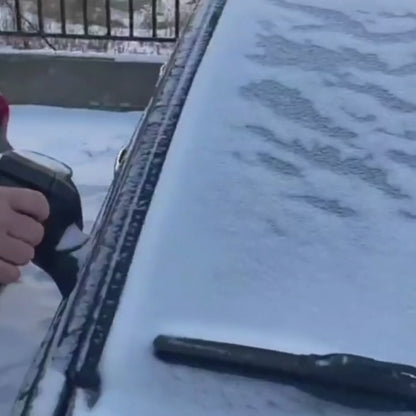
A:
[{"left": 153, "top": 335, "right": 416, "bottom": 411}]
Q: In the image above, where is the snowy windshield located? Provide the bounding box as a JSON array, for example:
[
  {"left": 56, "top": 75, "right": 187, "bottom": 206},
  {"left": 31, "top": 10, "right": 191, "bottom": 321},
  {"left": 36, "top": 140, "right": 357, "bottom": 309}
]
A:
[{"left": 74, "top": 0, "right": 416, "bottom": 415}]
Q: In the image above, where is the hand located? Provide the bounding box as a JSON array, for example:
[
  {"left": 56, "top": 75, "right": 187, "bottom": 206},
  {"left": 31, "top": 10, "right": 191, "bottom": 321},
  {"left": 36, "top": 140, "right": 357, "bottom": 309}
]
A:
[{"left": 0, "top": 187, "right": 50, "bottom": 283}]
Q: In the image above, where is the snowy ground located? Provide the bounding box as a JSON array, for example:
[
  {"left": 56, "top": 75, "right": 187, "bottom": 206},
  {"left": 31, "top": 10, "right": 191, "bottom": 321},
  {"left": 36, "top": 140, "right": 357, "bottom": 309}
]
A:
[{"left": 0, "top": 105, "right": 141, "bottom": 415}]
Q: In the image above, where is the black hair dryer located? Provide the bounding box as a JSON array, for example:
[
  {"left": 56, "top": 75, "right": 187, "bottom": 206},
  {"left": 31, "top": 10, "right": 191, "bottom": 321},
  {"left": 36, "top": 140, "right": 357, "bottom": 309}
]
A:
[{"left": 0, "top": 150, "right": 88, "bottom": 297}]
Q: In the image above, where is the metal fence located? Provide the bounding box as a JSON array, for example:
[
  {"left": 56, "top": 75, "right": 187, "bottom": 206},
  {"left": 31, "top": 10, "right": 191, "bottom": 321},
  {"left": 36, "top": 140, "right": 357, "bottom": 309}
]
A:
[{"left": 0, "top": 0, "right": 180, "bottom": 42}]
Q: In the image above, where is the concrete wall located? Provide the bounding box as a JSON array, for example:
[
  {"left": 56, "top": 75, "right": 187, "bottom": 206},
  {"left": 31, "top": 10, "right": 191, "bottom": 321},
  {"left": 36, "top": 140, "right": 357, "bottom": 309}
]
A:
[{"left": 0, "top": 52, "right": 163, "bottom": 111}]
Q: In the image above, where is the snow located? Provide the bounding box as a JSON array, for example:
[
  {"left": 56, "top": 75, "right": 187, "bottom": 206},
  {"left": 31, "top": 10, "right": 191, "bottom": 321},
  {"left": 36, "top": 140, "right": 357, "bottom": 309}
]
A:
[
  {"left": 0, "top": 47, "right": 167, "bottom": 63},
  {"left": 0, "top": 105, "right": 141, "bottom": 415},
  {"left": 71, "top": 0, "right": 416, "bottom": 415},
  {"left": 29, "top": 369, "right": 66, "bottom": 416}
]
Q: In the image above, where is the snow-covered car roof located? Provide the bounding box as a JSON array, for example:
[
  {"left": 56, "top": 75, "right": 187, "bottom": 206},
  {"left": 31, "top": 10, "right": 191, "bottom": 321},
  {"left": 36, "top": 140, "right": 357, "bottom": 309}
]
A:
[{"left": 13, "top": 0, "right": 416, "bottom": 415}]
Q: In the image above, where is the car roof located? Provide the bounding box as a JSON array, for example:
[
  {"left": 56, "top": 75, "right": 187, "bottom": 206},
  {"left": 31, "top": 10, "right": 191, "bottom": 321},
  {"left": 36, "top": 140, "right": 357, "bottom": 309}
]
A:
[{"left": 16, "top": 0, "right": 416, "bottom": 415}]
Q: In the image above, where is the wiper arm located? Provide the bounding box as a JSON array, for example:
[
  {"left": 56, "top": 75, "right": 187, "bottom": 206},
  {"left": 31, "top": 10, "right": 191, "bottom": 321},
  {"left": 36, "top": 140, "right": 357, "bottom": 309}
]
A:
[{"left": 153, "top": 335, "right": 416, "bottom": 411}]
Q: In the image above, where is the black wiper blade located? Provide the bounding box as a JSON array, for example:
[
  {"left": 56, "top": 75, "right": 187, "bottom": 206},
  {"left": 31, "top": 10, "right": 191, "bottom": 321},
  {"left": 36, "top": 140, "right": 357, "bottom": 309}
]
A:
[{"left": 153, "top": 335, "right": 416, "bottom": 411}]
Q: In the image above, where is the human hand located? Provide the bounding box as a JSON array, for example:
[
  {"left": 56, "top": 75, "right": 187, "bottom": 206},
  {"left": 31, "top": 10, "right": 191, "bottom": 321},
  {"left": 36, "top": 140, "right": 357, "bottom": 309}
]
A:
[{"left": 0, "top": 187, "right": 49, "bottom": 283}]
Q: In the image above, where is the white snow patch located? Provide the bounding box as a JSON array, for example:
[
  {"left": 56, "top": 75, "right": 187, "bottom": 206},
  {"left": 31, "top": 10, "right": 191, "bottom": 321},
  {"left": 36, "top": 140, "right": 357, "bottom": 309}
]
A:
[
  {"left": 29, "top": 369, "right": 66, "bottom": 416},
  {"left": 0, "top": 47, "right": 168, "bottom": 63},
  {"left": 316, "top": 359, "right": 330, "bottom": 367}
]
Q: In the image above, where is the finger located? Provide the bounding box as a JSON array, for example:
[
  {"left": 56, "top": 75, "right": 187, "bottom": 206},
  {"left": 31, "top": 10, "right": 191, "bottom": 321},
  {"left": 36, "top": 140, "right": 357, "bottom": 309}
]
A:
[
  {"left": 7, "top": 212, "right": 44, "bottom": 246},
  {"left": 0, "top": 233, "right": 34, "bottom": 266},
  {"left": 7, "top": 188, "right": 50, "bottom": 222},
  {"left": 0, "top": 259, "right": 20, "bottom": 284}
]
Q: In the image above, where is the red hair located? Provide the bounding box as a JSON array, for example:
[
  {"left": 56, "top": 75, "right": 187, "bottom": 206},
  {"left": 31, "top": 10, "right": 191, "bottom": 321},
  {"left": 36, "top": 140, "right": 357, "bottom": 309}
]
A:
[{"left": 0, "top": 94, "right": 10, "bottom": 126}]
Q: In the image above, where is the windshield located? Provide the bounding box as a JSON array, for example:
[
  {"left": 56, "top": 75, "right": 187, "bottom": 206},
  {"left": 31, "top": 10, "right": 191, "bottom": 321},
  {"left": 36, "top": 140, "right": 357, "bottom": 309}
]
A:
[{"left": 69, "top": 0, "right": 416, "bottom": 415}]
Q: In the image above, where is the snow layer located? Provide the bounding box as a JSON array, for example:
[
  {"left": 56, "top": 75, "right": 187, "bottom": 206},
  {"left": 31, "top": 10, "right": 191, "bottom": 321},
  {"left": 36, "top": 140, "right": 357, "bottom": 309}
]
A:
[
  {"left": 29, "top": 369, "right": 66, "bottom": 416},
  {"left": 0, "top": 106, "right": 140, "bottom": 415},
  {"left": 0, "top": 47, "right": 167, "bottom": 63},
  {"left": 76, "top": 0, "right": 416, "bottom": 415}
]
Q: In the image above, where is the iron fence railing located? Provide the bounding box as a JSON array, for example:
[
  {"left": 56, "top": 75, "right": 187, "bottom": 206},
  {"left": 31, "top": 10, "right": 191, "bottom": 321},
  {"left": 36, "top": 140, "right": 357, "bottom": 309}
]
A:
[{"left": 0, "top": 0, "right": 180, "bottom": 42}]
